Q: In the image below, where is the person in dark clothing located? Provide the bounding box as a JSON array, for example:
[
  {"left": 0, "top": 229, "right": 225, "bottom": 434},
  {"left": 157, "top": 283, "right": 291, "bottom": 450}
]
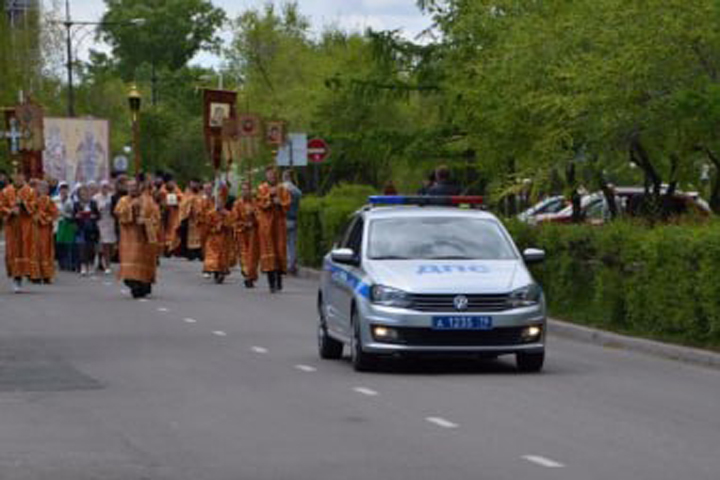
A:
[
  {"left": 73, "top": 185, "right": 101, "bottom": 276},
  {"left": 426, "top": 165, "right": 461, "bottom": 196},
  {"left": 417, "top": 171, "right": 437, "bottom": 195}
]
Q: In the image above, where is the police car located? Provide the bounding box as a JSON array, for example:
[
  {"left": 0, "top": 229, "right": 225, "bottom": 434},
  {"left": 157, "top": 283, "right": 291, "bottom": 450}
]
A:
[{"left": 317, "top": 196, "right": 547, "bottom": 372}]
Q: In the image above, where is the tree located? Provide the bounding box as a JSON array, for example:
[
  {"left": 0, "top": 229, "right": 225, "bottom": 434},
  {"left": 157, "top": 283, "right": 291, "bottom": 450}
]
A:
[{"left": 98, "top": 0, "right": 226, "bottom": 79}]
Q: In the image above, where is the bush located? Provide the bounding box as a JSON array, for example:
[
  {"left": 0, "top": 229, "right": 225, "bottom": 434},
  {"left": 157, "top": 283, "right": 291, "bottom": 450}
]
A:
[
  {"left": 298, "top": 184, "right": 376, "bottom": 267},
  {"left": 504, "top": 220, "right": 720, "bottom": 350}
]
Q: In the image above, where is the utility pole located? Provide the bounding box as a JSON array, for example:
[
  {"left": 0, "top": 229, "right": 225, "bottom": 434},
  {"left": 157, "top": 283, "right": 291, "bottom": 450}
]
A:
[{"left": 65, "top": 0, "right": 75, "bottom": 117}]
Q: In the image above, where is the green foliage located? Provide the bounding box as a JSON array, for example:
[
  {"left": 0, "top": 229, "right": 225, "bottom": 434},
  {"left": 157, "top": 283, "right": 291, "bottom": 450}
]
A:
[
  {"left": 505, "top": 221, "right": 720, "bottom": 349},
  {"left": 99, "top": 0, "right": 227, "bottom": 78},
  {"left": 297, "top": 184, "right": 376, "bottom": 267}
]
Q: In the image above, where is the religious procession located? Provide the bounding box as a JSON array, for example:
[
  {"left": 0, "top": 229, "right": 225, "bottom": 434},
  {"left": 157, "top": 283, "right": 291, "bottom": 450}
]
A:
[{"left": 0, "top": 167, "right": 302, "bottom": 299}]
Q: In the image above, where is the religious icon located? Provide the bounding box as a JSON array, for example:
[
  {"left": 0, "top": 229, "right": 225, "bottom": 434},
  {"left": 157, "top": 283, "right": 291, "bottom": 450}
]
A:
[
  {"left": 209, "top": 103, "right": 231, "bottom": 128},
  {"left": 238, "top": 114, "right": 260, "bottom": 137},
  {"left": 75, "top": 129, "right": 108, "bottom": 183},
  {"left": 266, "top": 121, "right": 285, "bottom": 146}
]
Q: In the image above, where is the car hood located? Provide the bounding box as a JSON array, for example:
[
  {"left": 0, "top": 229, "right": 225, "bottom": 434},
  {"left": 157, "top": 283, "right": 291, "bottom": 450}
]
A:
[{"left": 364, "top": 259, "right": 530, "bottom": 295}]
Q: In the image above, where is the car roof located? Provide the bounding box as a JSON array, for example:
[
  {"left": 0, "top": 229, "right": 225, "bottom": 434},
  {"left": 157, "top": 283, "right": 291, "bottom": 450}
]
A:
[{"left": 360, "top": 205, "right": 501, "bottom": 221}]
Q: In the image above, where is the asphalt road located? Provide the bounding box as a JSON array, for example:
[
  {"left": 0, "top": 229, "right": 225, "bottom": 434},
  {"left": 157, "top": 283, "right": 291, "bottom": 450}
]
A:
[{"left": 0, "top": 257, "right": 719, "bottom": 480}]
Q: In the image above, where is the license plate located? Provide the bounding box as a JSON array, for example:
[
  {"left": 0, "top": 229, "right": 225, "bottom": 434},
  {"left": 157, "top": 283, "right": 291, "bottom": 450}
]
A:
[{"left": 432, "top": 316, "right": 493, "bottom": 330}]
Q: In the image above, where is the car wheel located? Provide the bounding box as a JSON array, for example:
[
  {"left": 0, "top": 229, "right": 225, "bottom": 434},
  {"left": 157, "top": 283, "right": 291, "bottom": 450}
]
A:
[
  {"left": 350, "top": 310, "right": 377, "bottom": 372},
  {"left": 516, "top": 351, "right": 545, "bottom": 373},
  {"left": 318, "top": 302, "right": 343, "bottom": 360}
]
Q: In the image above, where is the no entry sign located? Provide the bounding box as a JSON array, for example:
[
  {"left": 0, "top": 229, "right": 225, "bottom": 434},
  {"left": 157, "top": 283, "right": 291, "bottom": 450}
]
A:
[{"left": 307, "top": 138, "right": 329, "bottom": 164}]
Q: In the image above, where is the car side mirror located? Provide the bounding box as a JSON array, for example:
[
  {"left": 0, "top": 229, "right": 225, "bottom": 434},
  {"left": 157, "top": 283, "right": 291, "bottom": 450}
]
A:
[
  {"left": 331, "top": 248, "right": 359, "bottom": 266},
  {"left": 523, "top": 248, "right": 546, "bottom": 264}
]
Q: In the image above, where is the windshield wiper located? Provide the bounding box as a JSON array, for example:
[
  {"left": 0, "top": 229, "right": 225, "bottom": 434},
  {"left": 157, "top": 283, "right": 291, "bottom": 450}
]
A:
[
  {"left": 371, "top": 255, "right": 411, "bottom": 260},
  {"left": 426, "top": 256, "right": 475, "bottom": 260}
]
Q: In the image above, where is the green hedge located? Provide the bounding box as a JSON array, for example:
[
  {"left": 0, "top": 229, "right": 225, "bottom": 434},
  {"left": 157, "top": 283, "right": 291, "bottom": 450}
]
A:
[
  {"left": 298, "top": 184, "right": 376, "bottom": 268},
  {"left": 506, "top": 220, "right": 720, "bottom": 350}
]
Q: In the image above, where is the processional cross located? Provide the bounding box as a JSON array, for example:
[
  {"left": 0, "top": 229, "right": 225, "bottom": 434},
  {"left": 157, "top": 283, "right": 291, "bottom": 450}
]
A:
[{"left": 1, "top": 118, "right": 29, "bottom": 155}]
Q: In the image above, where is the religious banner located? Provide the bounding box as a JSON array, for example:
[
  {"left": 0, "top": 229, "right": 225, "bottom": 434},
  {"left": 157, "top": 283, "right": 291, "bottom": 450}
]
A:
[
  {"left": 221, "top": 118, "right": 241, "bottom": 168},
  {"left": 265, "top": 121, "right": 285, "bottom": 146},
  {"left": 203, "top": 89, "right": 238, "bottom": 171},
  {"left": 43, "top": 117, "right": 110, "bottom": 184},
  {"left": 3, "top": 105, "right": 43, "bottom": 178},
  {"left": 238, "top": 113, "right": 261, "bottom": 159}
]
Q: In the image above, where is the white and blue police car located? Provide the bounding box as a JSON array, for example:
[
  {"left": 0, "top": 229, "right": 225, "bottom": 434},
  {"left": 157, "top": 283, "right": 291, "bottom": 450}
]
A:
[{"left": 317, "top": 195, "right": 547, "bottom": 372}]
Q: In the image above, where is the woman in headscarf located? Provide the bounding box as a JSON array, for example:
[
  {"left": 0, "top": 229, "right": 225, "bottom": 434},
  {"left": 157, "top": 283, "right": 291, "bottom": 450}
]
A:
[{"left": 73, "top": 184, "right": 100, "bottom": 276}]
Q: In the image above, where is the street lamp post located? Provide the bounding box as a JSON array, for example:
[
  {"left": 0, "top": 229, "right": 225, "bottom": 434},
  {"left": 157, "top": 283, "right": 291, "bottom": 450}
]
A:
[
  {"left": 128, "top": 85, "right": 142, "bottom": 175},
  {"left": 56, "top": 0, "right": 144, "bottom": 117}
]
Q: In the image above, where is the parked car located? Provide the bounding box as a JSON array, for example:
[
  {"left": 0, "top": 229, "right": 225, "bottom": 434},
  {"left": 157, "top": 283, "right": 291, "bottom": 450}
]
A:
[
  {"left": 517, "top": 195, "right": 568, "bottom": 223},
  {"left": 533, "top": 187, "right": 711, "bottom": 225}
]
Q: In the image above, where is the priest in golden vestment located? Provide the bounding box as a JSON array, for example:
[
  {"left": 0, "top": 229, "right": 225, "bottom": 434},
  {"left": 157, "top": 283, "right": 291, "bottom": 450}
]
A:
[
  {"left": 202, "top": 184, "right": 236, "bottom": 284},
  {"left": 114, "top": 178, "right": 161, "bottom": 299},
  {"left": 256, "top": 167, "right": 291, "bottom": 293},
  {"left": 178, "top": 179, "right": 206, "bottom": 261},
  {"left": 0, "top": 173, "right": 39, "bottom": 292},
  {"left": 160, "top": 178, "right": 183, "bottom": 256},
  {"left": 34, "top": 180, "right": 59, "bottom": 283},
  {"left": 233, "top": 181, "right": 260, "bottom": 289}
]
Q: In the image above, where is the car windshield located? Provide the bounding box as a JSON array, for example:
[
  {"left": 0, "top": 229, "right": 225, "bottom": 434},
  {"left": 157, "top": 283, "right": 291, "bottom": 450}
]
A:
[{"left": 368, "top": 217, "right": 518, "bottom": 260}]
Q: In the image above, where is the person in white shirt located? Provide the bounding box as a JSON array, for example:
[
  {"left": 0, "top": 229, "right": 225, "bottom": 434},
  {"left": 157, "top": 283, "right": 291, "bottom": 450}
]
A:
[{"left": 93, "top": 180, "right": 117, "bottom": 274}]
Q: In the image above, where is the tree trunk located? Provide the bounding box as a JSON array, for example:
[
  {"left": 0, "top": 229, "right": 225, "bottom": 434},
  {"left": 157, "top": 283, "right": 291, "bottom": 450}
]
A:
[
  {"left": 705, "top": 149, "right": 720, "bottom": 214},
  {"left": 566, "top": 161, "right": 583, "bottom": 223}
]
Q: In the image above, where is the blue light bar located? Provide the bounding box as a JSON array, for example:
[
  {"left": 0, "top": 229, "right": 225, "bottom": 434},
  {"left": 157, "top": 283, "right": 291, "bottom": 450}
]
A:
[{"left": 368, "top": 195, "right": 484, "bottom": 206}]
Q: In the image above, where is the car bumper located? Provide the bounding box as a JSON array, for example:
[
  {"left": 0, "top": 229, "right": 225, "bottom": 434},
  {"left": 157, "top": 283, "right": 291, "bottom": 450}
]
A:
[{"left": 358, "top": 302, "right": 546, "bottom": 355}]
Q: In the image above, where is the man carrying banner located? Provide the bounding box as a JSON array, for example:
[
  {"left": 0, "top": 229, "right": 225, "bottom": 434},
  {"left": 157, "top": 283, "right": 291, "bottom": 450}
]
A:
[
  {"left": 114, "top": 178, "right": 161, "bottom": 299},
  {"left": 0, "top": 172, "right": 39, "bottom": 292},
  {"left": 256, "top": 166, "right": 291, "bottom": 293},
  {"left": 233, "top": 180, "right": 260, "bottom": 288}
]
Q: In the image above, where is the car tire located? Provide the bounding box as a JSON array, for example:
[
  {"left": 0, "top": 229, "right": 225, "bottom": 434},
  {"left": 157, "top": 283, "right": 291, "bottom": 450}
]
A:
[
  {"left": 351, "top": 311, "right": 377, "bottom": 372},
  {"left": 318, "top": 303, "right": 343, "bottom": 360},
  {"left": 516, "top": 351, "right": 545, "bottom": 373}
]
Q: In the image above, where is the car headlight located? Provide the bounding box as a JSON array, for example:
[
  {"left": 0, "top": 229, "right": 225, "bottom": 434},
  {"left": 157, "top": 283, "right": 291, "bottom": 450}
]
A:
[
  {"left": 507, "top": 284, "right": 542, "bottom": 308},
  {"left": 370, "top": 285, "right": 412, "bottom": 308}
]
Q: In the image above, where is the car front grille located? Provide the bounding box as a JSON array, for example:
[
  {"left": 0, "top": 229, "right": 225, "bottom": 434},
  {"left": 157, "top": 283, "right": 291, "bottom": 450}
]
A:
[
  {"left": 407, "top": 294, "right": 511, "bottom": 313},
  {"left": 387, "top": 326, "right": 530, "bottom": 347}
]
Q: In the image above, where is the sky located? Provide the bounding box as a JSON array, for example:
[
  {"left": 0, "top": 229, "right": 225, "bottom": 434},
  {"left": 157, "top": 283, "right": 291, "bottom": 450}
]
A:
[{"left": 56, "top": 0, "right": 431, "bottom": 67}]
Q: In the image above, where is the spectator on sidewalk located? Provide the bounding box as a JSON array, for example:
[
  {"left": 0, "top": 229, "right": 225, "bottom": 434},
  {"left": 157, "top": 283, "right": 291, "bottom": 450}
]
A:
[
  {"left": 283, "top": 170, "right": 302, "bottom": 276},
  {"left": 426, "top": 165, "right": 461, "bottom": 196},
  {"left": 56, "top": 183, "right": 77, "bottom": 271},
  {"left": 94, "top": 180, "right": 117, "bottom": 274},
  {"left": 73, "top": 185, "right": 100, "bottom": 276}
]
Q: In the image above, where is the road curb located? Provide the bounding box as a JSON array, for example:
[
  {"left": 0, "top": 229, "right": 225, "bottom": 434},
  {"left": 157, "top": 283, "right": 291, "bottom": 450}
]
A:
[
  {"left": 297, "top": 266, "right": 322, "bottom": 281},
  {"left": 300, "top": 266, "right": 720, "bottom": 369},
  {"left": 549, "top": 318, "right": 720, "bottom": 369}
]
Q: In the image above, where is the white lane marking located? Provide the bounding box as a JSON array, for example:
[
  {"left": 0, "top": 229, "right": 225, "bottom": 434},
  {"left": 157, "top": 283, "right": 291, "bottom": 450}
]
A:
[
  {"left": 103, "top": 281, "right": 112, "bottom": 287},
  {"left": 353, "top": 387, "right": 379, "bottom": 397},
  {"left": 184, "top": 318, "right": 198, "bottom": 324},
  {"left": 251, "top": 346, "right": 268, "bottom": 354},
  {"left": 213, "top": 331, "right": 228, "bottom": 337},
  {"left": 157, "top": 307, "right": 169, "bottom": 313},
  {"left": 295, "top": 364, "right": 317, "bottom": 372},
  {"left": 522, "top": 455, "right": 565, "bottom": 468},
  {"left": 139, "top": 298, "right": 149, "bottom": 303},
  {"left": 425, "top": 417, "right": 459, "bottom": 429}
]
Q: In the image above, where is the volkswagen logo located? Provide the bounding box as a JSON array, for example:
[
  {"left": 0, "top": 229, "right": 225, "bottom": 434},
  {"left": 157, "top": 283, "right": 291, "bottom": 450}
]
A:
[{"left": 453, "top": 295, "right": 469, "bottom": 312}]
